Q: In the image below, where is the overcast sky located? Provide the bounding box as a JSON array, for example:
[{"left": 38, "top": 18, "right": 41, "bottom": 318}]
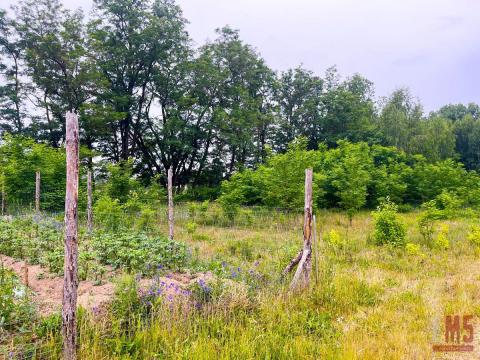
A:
[{"left": 3, "top": 0, "right": 480, "bottom": 112}]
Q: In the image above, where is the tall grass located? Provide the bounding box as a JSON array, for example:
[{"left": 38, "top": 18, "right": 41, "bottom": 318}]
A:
[{"left": 2, "top": 208, "right": 480, "bottom": 359}]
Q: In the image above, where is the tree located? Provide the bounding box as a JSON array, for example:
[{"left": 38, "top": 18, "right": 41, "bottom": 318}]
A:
[
  {"left": 409, "top": 116, "right": 456, "bottom": 162},
  {"left": 453, "top": 114, "right": 480, "bottom": 171},
  {"left": 274, "top": 66, "right": 323, "bottom": 151},
  {"left": 323, "top": 74, "right": 377, "bottom": 145},
  {"left": 329, "top": 141, "right": 372, "bottom": 222},
  {"left": 377, "top": 88, "right": 423, "bottom": 153},
  {"left": 14, "top": 0, "right": 95, "bottom": 146},
  {"left": 0, "top": 10, "right": 25, "bottom": 134}
]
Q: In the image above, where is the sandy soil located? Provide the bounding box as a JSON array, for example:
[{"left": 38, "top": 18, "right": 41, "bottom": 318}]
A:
[{"left": 0, "top": 254, "right": 208, "bottom": 316}]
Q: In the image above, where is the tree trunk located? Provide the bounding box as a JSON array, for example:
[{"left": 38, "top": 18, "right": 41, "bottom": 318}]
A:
[
  {"left": 35, "top": 171, "right": 41, "bottom": 212},
  {"left": 62, "top": 112, "right": 79, "bottom": 360},
  {"left": 168, "top": 167, "right": 174, "bottom": 241},
  {"left": 87, "top": 170, "right": 93, "bottom": 233},
  {"left": 283, "top": 168, "right": 313, "bottom": 291}
]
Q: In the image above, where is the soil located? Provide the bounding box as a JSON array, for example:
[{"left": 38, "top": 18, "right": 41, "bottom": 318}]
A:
[{"left": 0, "top": 254, "right": 210, "bottom": 317}]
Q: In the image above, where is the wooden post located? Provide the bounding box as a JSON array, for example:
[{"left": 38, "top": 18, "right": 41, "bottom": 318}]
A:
[
  {"left": 168, "top": 167, "right": 174, "bottom": 240},
  {"left": 87, "top": 170, "right": 93, "bottom": 233},
  {"left": 282, "top": 168, "right": 313, "bottom": 290},
  {"left": 1, "top": 173, "right": 5, "bottom": 216},
  {"left": 23, "top": 262, "right": 29, "bottom": 288},
  {"left": 35, "top": 171, "right": 41, "bottom": 212},
  {"left": 313, "top": 214, "right": 319, "bottom": 285},
  {"left": 62, "top": 111, "right": 79, "bottom": 360}
]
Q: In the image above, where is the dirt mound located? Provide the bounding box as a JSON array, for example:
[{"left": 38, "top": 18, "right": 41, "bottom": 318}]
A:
[{"left": 0, "top": 254, "right": 210, "bottom": 316}]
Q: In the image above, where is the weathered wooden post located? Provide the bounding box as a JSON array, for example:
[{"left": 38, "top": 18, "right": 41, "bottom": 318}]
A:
[
  {"left": 23, "top": 262, "right": 29, "bottom": 288},
  {"left": 35, "top": 171, "right": 41, "bottom": 212},
  {"left": 87, "top": 170, "right": 93, "bottom": 233},
  {"left": 62, "top": 111, "right": 79, "bottom": 360},
  {"left": 1, "top": 173, "right": 5, "bottom": 216},
  {"left": 168, "top": 167, "right": 174, "bottom": 240},
  {"left": 282, "top": 168, "right": 313, "bottom": 290},
  {"left": 313, "top": 214, "right": 319, "bottom": 285}
]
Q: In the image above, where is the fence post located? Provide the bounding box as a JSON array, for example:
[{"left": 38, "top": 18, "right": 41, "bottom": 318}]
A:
[
  {"left": 283, "top": 168, "right": 313, "bottom": 290},
  {"left": 62, "top": 111, "right": 79, "bottom": 360},
  {"left": 168, "top": 167, "right": 174, "bottom": 240},
  {"left": 1, "top": 173, "right": 5, "bottom": 216},
  {"left": 313, "top": 214, "right": 318, "bottom": 285},
  {"left": 87, "top": 170, "right": 93, "bottom": 233},
  {"left": 35, "top": 171, "right": 40, "bottom": 212}
]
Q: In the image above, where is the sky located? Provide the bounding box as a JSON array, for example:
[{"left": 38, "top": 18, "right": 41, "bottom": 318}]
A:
[{"left": 3, "top": 0, "right": 480, "bottom": 112}]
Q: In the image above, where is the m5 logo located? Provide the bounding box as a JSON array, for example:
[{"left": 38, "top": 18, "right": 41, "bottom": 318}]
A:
[{"left": 433, "top": 315, "right": 474, "bottom": 353}]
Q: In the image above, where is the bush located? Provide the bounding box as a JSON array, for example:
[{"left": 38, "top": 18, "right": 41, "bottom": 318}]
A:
[
  {"left": 91, "top": 232, "right": 189, "bottom": 274},
  {"left": 135, "top": 207, "right": 157, "bottom": 232},
  {"left": 418, "top": 201, "right": 445, "bottom": 243},
  {"left": 405, "top": 243, "right": 424, "bottom": 257},
  {"left": 467, "top": 226, "right": 480, "bottom": 249},
  {"left": 185, "top": 222, "right": 197, "bottom": 234},
  {"left": 434, "top": 191, "right": 462, "bottom": 216},
  {"left": 325, "top": 229, "right": 344, "bottom": 248},
  {"left": 372, "top": 199, "right": 406, "bottom": 247},
  {"left": 0, "top": 266, "right": 36, "bottom": 333},
  {"left": 432, "top": 224, "right": 449, "bottom": 250},
  {"left": 93, "top": 195, "right": 125, "bottom": 231}
]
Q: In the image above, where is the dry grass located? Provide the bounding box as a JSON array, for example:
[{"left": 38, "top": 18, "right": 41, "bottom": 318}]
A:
[{"left": 4, "top": 208, "right": 480, "bottom": 359}]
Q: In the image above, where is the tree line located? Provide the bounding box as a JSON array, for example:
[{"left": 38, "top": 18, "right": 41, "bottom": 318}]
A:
[
  {"left": 218, "top": 139, "right": 480, "bottom": 215},
  {"left": 1, "top": 0, "right": 479, "bottom": 190}
]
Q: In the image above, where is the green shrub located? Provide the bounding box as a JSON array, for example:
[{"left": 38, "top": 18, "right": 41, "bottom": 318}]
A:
[
  {"left": 0, "top": 266, "right": 36, "bottom": 333},
  {"left": 432, "top": 224, "right": 449, "bottom": 250},
  {"left": 434, "top": 191, "right": 462, "bottom": 216},
  {"left": 185, "top": 222, "right": 197, "bottom": 234},
  {"left": 405, "top": 243, "right": 423, "bottom": 257},
  {"left": 135, "top": 207, "right": 157, "bottom": 232},
  {"left": 325, "top": 229, "right": 344, "bottom": 248},
  {"left": 418, "top": 201, "right": 445, "bottom": 243},
  {"left": 372, "top": 199, "right": 406, "bottom": 247},
  {"left": 91, "top": 232, "right": 189, "bottom": 274},
  {"left": 93, "top": 195, "right": 125, "bottom": 231},
  {"left": 467, "top": 226, "right": 480, "bottom": 249}
]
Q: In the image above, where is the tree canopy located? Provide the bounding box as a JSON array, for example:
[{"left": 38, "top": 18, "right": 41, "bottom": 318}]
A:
[{"left": 1, "top": 0, "right": 479, "bottom": 191}]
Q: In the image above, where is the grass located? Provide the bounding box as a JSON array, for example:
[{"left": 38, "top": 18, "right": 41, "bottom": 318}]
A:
[{"left": 2, "top": 206, "right": 480, "bottom": 359}]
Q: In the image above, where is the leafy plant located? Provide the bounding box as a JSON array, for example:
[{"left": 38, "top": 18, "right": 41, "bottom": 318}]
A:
[
  {"left": 91, "top": 232, "right": 189, "bottom": 274},
  {"left": 0, "top": 266, "right": 36, "bottom": 333},
  {"left": 467, "top": 226, "right": 480, "bottom": 249},
  {"left": 93, "top": 195, "right": 125, "bottom": 231},
  {"left": 432, "top": 224, "right": 449, "bottom": 250},
  {"left": 405, "top": 243, "right": 423, "bottom": 256},
  {"left": 325, "top": 229, "right": 344, "bottom": 248},
  {"left": 372, "top": 199, "right": 406, "bottom": 247},
  {"left": 185, "top": 222, "right": 197, "bottom": 234}
]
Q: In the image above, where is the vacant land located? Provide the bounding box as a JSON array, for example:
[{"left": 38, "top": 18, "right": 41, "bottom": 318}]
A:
[{"left": 1, "top": 206, "right": 480, "bottom": 359}]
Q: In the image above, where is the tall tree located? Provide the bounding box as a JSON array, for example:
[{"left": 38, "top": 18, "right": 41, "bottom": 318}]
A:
[
  {"left": 377, "top": 88, "right": 423, "bottom": 153},
  {"left": 275, "top": 66, "right": 323, "bottom": 151},
  {"left": 15, "top": 0, "right": 94, "bottom": 145},
  {"left": 0, "top": 10, "right": 25, "bottom": 134}
]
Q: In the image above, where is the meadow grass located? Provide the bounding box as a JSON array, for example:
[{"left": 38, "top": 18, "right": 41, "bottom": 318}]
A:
[{"left": 3, "top": 208, "right": 480, "bottom": 359}]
